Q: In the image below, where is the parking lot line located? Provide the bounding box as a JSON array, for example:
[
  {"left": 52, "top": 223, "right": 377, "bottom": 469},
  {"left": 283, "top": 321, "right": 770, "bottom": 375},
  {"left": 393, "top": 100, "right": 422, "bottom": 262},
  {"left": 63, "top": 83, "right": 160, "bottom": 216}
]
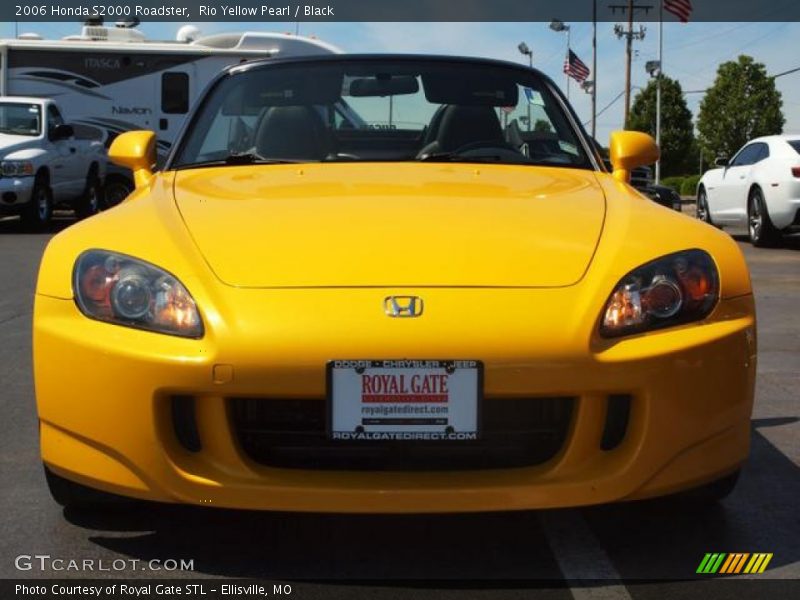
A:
[{"left": 541, "top": 510, "right": 633, "bottom": 600}]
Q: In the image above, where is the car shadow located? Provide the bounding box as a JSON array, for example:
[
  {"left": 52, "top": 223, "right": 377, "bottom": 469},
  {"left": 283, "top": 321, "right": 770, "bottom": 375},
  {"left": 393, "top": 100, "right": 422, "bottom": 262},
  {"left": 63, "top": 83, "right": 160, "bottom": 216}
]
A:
[
  {"left": 576, "top": 417, "right": 800, "bottom": 581},
  {"left": 61, "top": 418, "right": 799, "bottom": 583},
  {"left": 0, "top": 214, "right": 75, "bottom": 235},
  {"left": 731, "top": 233, "right": 800, "bottom": 250}
]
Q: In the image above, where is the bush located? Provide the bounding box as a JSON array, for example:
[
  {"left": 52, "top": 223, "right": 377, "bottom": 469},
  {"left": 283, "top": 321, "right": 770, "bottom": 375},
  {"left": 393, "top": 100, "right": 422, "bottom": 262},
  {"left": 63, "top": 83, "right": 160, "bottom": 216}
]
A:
[
  {"left": 660, "top": 176, "right": 685, "bottom": 191},
  {"left": 680, "top": 174, "right": 702, "bottom": 196}
]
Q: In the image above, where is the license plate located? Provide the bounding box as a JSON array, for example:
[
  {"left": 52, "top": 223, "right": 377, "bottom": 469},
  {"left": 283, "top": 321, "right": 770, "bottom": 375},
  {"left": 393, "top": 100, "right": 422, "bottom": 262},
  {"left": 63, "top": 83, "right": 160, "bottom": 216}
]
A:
[{"left": 328, "top": 360, "right": 481, "bottom": 441}]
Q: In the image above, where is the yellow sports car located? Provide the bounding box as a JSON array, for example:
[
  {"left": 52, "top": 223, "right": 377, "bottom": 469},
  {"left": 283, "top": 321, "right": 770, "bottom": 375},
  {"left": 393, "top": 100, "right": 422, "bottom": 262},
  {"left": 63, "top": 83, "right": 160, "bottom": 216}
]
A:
[{"left": 34, "top": 55, "right": 756, "bottom": 512}]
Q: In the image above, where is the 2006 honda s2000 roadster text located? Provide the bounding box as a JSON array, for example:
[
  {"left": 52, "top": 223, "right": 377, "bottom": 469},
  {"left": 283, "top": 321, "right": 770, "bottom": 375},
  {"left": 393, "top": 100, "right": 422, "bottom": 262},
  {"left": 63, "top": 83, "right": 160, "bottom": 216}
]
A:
[{"left": 34, "top": 55, "right": 756, "bottom": 512}]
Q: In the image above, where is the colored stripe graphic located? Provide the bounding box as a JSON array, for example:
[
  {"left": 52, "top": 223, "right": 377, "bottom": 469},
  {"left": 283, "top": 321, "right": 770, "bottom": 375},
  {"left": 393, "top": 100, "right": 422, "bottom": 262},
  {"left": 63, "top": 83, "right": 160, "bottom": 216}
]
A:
[
  {"left": 719, "top": 554, "right": 735, "bottom": 573},
  {"left": 744, "top": 553, "right": 774, "bottom": 574},
  {"left": 697, "top": 553, "right": 727, "bottom": 574},
  {"left": 720, "top": 553, "right": 750, "bottom": 574},
  {"left": 733, "top": 553, "right": 750, "bottom": 573},
  {"left": 698, "top": 553, "right": 774, "bottom": 575},
  {"left": 696, "top": 553, "right": 713, "bottom": 573},
  {"left": 710, "top": 553, "right": 726, "bottom": 573}
]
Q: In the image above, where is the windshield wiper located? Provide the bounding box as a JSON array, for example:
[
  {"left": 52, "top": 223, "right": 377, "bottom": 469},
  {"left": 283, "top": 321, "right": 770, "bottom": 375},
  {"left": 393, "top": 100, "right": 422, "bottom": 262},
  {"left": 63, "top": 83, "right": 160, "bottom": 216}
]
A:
[
  {"left": 175, "top": 153, "right": 313, "bottom": 170},
  {"left": 223, "top": 152, "right": 303, "bottom": 165},
  {"left": 417, "top": 152, "right": 505, "bottom": 163}
]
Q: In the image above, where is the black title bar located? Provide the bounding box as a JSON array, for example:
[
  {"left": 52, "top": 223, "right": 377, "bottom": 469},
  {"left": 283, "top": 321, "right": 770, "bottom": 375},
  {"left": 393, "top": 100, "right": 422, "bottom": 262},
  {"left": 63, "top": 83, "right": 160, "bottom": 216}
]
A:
[{"left": 3, "top": 0, "right": 799, "bottom": 23}]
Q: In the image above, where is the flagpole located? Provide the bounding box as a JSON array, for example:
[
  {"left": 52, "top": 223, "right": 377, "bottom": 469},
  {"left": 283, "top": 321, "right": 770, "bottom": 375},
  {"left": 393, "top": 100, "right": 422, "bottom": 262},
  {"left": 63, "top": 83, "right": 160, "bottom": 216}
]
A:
[
  {"left": 566, "top": 28, "right": 571, "bottom": 100},
  {"left": 655, "top": 2, "right": 663, "bottom": 184}
]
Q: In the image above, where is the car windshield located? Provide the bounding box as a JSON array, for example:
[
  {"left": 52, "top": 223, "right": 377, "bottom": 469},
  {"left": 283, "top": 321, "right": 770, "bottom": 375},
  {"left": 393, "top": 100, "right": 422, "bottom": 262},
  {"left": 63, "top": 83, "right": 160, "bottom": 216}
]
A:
[
  {"left": 171, "top": 58, "right": 593, "bottom": 170},
  {"left": 0, "top": 103, "right": 41, "bottom": 137}
]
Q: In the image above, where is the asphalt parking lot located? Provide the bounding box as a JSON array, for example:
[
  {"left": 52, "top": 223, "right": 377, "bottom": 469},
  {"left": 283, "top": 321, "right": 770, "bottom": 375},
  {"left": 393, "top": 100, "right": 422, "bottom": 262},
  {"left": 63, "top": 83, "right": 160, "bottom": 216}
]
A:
[{"left": 0, "top": 213, "right": 798, "bottom": 599}]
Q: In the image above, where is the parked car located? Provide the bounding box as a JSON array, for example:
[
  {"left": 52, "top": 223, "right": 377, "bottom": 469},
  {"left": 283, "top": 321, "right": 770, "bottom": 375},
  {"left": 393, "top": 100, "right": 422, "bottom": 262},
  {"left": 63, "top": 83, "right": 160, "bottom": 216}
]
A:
[
  {"left": 645, "top": 183, "right": 683, "bottom": 211},
  {"left": 0, "top": 97, "right": 106, "bottom": 228},
  {"left": 35, "top": 55, "right": 754, "bottom": 512},
  {"left": 602, "top": 157, "right": 681, "bottom": 211},
  {"left": 697, "top": 135, "right": 800, "bottom": 246}
]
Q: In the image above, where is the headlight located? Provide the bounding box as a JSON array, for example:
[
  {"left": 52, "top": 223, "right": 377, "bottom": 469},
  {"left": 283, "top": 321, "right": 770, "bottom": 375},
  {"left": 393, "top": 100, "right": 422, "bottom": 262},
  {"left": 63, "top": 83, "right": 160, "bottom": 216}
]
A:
[
  {"left": 73, "top": 250, "right": 203, "bottom": 338},
  {"left": 1, "top": 161, "right": 34, "bottom": 177},
  {"left": 600, "top": 249, "right": 719, "bottom": 338}
]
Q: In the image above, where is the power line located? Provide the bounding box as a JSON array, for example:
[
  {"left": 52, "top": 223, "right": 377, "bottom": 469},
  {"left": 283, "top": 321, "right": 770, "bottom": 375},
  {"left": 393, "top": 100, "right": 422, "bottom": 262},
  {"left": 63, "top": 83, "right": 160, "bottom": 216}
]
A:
[
  {"left": 584, "top": 90, "right": 626, "bottom": 125},
  {"left": 771, "top": 66, "right": 800, "bottom": 79},
  {"left": 683, "top": 65, "right": 800, "bottom": 96}
]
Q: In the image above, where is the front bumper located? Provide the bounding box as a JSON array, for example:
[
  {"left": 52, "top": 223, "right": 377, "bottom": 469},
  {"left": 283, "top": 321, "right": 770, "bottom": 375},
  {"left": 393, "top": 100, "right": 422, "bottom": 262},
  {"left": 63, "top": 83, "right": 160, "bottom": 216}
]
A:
[
  {"left": 0, "top": 176, "right": 35, "bottom": 213},
  {"left": 34, "top": 291, "right": 756, "bottom": 513}
]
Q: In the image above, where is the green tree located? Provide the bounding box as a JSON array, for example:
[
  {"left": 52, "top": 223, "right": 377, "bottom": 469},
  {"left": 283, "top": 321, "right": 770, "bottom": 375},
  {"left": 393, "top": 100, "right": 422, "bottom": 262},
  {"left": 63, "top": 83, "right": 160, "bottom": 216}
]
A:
[
  {"left": 697, "top": 55, "right": 784, "bottom": 162},
  {"left": 627, "top": 75, "right": 695, "bottom": 176},
  {"left": 533, "top": 119, "right": 553, "bottom": 133}
]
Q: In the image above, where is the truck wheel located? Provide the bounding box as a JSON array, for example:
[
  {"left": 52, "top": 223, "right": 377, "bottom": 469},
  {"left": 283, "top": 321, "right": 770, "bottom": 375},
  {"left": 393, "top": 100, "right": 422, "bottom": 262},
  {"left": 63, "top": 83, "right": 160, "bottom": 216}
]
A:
[
  {"left": 75, "top": 171, "right": 102, "bottom": 220},
  {"left": 103, "top": 175, "right": 133, "bottom": 208},
  {"left": 21, "top": 175, "right": 53, "bottom": 231}
]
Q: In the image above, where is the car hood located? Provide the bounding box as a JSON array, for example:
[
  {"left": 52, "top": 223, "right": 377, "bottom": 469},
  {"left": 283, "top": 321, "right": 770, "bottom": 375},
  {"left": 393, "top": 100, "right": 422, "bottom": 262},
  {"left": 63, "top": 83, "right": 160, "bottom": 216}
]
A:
[
  {"left": 0, "top": 133, "right": 37, "bottom": 156},
  {"left": 172, "top": 163, "right": 605, "bottom": 288}
]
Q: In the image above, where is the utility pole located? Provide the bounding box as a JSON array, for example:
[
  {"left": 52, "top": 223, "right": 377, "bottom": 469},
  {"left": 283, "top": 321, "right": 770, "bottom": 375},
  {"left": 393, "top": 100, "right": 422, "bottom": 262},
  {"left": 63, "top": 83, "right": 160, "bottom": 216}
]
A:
[
  {"left": 624, "top": 0, "right": 633, "bottom": 125},
  {"left": 655, "top": 1, "right": 663, "bottom": 183},
  {"left": 611, "top": 2, "right": 650, "bottom": 128}
]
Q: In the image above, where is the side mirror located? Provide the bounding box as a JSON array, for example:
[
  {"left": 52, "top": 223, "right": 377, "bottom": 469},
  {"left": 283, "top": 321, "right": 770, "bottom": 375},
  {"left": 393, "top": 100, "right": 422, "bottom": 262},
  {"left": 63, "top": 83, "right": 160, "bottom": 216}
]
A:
[
  {"left": 608, "top": 130, "right": 660, "bottom": 183},
  {"left": 50, "top": 123, "right": 74, "bottom": 141},
  {"left": 714, "top": 157, "right": 729, "bottom": 167},
  {"left": 108, "top": 130, "right": 156, "bottom": 189}
]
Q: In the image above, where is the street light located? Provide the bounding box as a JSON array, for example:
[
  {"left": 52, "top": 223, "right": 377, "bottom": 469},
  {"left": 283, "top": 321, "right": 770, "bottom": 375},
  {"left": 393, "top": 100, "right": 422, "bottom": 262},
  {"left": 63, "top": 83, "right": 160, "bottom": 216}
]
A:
[
  {"left": 549, "top": 19, "right": 572, "bottom": 99},
  {"left": 518, "top": 42, "right": 533, "bottom": 131},
  {"left": 645, "top": 60, "right": 662, "bottom": 183},
  {"left": 518, "top": 42, "right": 533, "bottom": 67},
  {"left": 645, "top": 60, "right": 661, "bottom": 78}
]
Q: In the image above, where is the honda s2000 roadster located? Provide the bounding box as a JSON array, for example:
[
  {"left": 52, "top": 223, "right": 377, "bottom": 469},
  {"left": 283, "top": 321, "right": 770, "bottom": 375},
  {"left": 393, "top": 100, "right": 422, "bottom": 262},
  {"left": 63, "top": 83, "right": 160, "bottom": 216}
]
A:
[{"left": 34, "top": 55, "right": 756, "bottom": 511}]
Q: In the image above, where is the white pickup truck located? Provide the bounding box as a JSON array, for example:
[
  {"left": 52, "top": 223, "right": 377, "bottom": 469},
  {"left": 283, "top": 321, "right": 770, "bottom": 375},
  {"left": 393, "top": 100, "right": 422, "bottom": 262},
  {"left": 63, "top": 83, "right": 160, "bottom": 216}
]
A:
[{"left": 0, "top": 97, "right": 106, "bottom": 229}]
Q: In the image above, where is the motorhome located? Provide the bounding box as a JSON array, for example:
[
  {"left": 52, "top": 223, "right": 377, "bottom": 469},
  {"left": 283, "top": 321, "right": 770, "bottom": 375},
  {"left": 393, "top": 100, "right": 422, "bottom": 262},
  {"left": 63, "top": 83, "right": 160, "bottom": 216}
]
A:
[{"left": 0, "top": 21, "right": 340, "bottom": 204}]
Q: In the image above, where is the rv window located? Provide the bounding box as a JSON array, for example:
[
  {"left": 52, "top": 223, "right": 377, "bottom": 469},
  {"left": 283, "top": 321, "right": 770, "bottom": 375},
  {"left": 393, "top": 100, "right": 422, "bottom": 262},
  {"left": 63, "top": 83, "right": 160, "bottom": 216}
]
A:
[{"left": 162, "top": 72, "right": 190, "bottom": 114}]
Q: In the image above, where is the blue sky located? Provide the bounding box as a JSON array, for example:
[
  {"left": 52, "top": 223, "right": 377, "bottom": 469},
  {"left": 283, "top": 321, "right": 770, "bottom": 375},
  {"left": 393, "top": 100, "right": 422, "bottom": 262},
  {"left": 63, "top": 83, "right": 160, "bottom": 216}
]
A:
[{"left": 2, "top": 20, "right": 798, "bottom": 154}]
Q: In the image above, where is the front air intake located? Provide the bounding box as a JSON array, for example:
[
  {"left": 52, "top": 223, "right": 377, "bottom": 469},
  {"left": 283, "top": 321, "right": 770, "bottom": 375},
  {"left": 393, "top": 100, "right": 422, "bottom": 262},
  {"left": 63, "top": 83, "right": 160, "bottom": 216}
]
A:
[
  {"left": 171, "top": 395, "right": 202, "bottom": 453},
  {"left": 229, "top": 396, "right": 575, "bottom": 471},
  {"left": 601, "top": 394, "right": 632, "bottom": 451}
]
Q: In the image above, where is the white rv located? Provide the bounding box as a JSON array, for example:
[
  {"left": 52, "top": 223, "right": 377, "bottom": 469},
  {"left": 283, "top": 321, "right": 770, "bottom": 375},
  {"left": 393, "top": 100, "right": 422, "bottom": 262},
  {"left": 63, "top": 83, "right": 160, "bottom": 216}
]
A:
[{"left": 0, "top": 22, "right": 340, "bottom": 205}]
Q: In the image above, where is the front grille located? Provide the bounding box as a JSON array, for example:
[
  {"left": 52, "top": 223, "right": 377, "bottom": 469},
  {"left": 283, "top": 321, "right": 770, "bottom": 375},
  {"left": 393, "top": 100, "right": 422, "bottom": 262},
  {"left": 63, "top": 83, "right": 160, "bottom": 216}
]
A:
[{"left": 229, "top": 397, "right": 575, "bottom": 471}]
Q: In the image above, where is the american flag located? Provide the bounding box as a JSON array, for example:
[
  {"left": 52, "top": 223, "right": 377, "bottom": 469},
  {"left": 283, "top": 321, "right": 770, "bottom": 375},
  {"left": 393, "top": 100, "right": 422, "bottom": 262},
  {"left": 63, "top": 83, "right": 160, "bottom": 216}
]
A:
[
  {"left": 563, "top": 50, "right": 590, "bottom": 83},
  {"left": 664, "top": 0, "right": 693, "bottom": 23}
]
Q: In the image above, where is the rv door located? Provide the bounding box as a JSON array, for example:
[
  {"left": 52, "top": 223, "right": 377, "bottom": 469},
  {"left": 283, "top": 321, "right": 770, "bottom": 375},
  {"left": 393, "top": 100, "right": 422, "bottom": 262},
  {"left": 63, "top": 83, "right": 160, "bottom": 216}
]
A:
[
  {"left": 0, "top": 45, "right": 7, "bottom": 96},
  {"left": 156, "top": 65, "right": 195, "bottom": 160}
]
